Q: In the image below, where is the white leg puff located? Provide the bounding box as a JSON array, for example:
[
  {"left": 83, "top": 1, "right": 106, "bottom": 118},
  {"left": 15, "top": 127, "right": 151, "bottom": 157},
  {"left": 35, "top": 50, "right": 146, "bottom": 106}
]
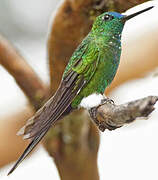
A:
[{"left": 80, "top": 93, "right": 105, "bottom": 109}]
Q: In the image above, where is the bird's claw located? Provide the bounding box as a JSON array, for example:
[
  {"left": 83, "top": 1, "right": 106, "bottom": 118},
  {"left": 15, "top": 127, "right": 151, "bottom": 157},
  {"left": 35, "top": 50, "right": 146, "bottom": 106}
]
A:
[{"left": 100, "top": 97, "right": 114, "bottom": 105}]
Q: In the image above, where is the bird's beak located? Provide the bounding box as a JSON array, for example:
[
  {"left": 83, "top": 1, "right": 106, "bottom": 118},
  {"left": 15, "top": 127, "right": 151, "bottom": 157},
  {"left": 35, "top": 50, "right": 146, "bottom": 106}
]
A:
[{"left": 122, "top": 6, "right": 154, "bottom": 22}]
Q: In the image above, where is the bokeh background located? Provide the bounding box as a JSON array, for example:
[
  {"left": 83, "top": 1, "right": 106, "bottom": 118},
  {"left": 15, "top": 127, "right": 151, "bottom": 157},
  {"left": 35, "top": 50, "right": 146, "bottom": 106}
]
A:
[{"left": 1, "top": 0, "right": 158, "bottom": 180}]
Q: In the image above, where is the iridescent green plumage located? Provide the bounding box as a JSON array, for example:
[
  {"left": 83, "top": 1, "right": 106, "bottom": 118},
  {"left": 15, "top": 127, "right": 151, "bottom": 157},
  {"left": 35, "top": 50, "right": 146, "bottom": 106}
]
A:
[
  {"left": 8, "top": 6, "right": 154, "bottom": 175},
  {"left": 63, "top": 12, "right": 124, "bottom": 108}
]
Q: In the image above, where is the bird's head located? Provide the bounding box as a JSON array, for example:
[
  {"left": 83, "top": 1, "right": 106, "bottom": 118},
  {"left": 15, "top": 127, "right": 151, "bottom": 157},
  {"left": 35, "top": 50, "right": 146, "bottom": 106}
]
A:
[{"left": 92, "top": 6, "right": 153, "bottom": 36}]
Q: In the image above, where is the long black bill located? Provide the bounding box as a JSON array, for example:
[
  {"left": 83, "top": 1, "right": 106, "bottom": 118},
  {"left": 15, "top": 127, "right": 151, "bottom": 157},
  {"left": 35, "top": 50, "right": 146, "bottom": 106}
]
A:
[{"left": 122, "top": 6, "right": 154, "bottom": 22}]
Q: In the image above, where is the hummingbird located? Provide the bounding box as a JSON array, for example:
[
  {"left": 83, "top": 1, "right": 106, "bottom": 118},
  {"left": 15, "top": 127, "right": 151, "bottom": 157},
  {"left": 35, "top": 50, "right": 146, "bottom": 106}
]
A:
[{"left": 8, "top": 6, "right": 153, "bottom": 175}]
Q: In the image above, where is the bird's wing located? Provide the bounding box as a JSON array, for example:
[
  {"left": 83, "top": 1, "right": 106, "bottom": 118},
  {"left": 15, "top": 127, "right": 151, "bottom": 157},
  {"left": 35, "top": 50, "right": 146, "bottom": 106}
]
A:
[
  {"left": 18, "top": 33, "right": 98, "bottom": 140},
  {"left": 21, "top": 71, "right": 86, "bottom": 139},
  {"left": 8, "top": 33, "right": 100, "bottom": 175}
]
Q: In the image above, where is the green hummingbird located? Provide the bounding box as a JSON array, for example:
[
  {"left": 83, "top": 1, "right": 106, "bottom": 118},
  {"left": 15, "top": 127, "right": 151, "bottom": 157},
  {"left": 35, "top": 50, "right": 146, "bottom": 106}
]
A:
[{"left": 8, "top": 6, "right": 153, "bottom": 175}]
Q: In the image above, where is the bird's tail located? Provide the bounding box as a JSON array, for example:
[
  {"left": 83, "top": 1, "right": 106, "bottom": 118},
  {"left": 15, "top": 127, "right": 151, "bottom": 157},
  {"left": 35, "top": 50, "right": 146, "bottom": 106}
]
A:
[
  {"left": 7, "top": 69, "right": 83, "bottom": 175},
  {"left": 7, "top": 127, "right": 49, "bottom": 176}
]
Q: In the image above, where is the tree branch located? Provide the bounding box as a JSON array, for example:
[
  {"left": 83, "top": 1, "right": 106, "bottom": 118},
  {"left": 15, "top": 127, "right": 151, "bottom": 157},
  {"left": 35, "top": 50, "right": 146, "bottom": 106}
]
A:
[
  {"left": 89, "top": 96, "right": 158, "bottom": 132},
  {"left": 0, "top": 35, "right": 49, "bottom": 110}
]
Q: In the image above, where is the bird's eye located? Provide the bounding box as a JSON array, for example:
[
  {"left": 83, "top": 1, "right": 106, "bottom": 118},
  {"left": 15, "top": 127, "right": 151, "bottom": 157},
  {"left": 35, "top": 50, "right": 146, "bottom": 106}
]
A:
[{"left": 102, "top": 14, "right": 114, "bottom": 21}]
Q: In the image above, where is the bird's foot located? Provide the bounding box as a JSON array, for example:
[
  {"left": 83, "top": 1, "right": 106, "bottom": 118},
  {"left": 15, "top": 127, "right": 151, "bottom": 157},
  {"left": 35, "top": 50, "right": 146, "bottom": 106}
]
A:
[
  {"left": 100, "top": 97, "right": 114, "bottom": 105},
  {"left": 88, "top": 97, "right": 121, "bottom": 131}
]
